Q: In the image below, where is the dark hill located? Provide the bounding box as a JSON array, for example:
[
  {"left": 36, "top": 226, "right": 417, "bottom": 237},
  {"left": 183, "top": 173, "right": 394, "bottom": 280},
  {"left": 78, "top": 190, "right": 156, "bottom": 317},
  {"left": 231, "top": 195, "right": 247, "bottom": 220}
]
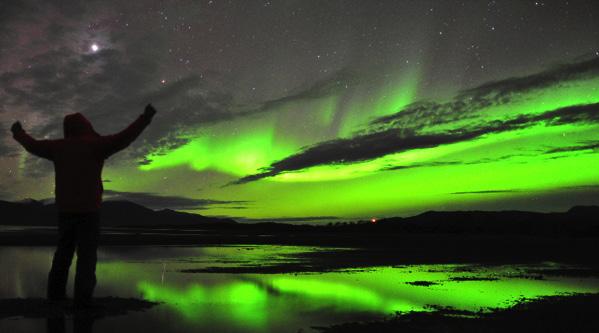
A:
[
  {"left": 0, "top": 199, "right": 236, "bottom": 227},
  {"left": 2, "top": 199, "right": 598, "bottom": 235},
  {"left": 364, "top": 206, "right": 599, "bottom": 235}
]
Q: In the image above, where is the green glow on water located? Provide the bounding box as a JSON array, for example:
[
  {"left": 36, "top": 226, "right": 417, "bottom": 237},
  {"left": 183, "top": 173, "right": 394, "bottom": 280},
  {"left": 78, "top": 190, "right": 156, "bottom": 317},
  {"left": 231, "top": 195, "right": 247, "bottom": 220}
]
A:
[
  {"left": 270, "top": 278, "right": 383, "bottom": 308},
  {"left": 267, "top": 276, "right": 421, "bottom": 313},
  {"left": 264, "top": 266, "right": 599, "bottom": 312},
  {"left": 138, "top": 281, "right": 268, "bottom": 327},
  {"left": 2, "top": 247, "right": 599, "bottom": 332},
  {"left": 136, "top": 265, "right": 599, "bottom": 324},
  {"left": 138, "top": 282, "right": 207, "bottom": 317}
]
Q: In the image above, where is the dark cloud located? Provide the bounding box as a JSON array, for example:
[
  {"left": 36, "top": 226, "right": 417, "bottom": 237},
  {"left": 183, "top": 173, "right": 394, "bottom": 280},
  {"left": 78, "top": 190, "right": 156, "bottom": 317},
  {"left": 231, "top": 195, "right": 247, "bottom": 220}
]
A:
[
  {"left": 231, "top": 216, "right": 340, "bottom": 224},
  {"left": 0, "top": 1, "right": 46, "bottom": 41},
  {"left": 381, "top": 154, "right": 531, "bottom": 172},
  {"left": 1, "top": 46, "right": 160, "bottom": 177},
  {"left": 0, "top": 126, "right": 17, "bottom": 157},
  {"left": 544, "top": 140, "right": 599, "bottom": 154},
  {"left": 212, "top": 206, "right": 248, "bottom": 210},
  {"left": 245, "top": 69, "right": 356, "bottom": 113},
  {"left": 0, "top": 44, "right": 233, "bottom": 172},
  {"left": 2, "top": 47, "right": 110, "bottom": 114},
  {"left": 562, "top": 184, "right": 599, "bottom": 190},
  {"left": 0, "top": 143, "right": 14, "bottom": 157},
  {"left": 103, "top": 189, "right": 250, "bottom": 210},
  {"left": 450, "top": 189, "right": 520, "bottom": 195},
  {"left": 459, "top": 57, "right": 599, "bottom": 99},
  {"left": 232, "top": 129, "right": 482, "bottom": 184},
  {"left": 233, "top": 102, "right": 599, "bottom": 184},
  {"left": 369, "top": 57, "right": 599, "bottom": 134},
  {"left": 436, "top": 186, "right": 599, "bottom": 213},
  {"left": 382, "top": 161, "right": 462, "bottom": 171},
  {"left": 21, "top": 155, "right": 54, "bottom": 178}
]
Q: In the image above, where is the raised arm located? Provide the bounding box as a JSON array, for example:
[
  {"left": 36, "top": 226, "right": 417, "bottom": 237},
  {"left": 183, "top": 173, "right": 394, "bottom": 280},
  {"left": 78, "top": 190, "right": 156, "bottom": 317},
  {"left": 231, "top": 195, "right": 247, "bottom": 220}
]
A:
[
  {"left": 11, "top": 121, "right": 56, "bottom": 160},
  {"left": 100, "top": 104, "right": 156, "bottom": 158}
]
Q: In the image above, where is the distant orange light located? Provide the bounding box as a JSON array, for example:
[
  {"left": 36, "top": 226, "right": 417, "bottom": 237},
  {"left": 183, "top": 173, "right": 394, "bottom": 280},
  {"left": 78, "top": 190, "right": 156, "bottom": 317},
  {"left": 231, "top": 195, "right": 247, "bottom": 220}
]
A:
[{"left": 371, "top": 218, "right": 377, "bottom": 223}]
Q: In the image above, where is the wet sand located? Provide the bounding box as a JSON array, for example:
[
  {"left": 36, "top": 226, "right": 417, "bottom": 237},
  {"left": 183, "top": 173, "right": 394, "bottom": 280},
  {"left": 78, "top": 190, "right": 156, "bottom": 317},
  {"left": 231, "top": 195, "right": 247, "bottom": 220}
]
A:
[{"left": 0, "top": 297, "right": 158, "bottom": 319}]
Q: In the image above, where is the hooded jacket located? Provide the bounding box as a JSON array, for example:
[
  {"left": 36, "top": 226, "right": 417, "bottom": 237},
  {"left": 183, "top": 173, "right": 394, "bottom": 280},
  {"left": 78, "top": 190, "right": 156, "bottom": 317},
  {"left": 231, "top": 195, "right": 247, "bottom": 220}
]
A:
[{"left": 13, "top": 112, "right": 153, "bottom": 212}]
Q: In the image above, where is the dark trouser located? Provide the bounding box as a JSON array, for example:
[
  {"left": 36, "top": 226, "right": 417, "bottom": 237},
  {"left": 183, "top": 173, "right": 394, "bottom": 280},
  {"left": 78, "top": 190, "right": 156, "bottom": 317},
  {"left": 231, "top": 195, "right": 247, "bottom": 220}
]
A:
[{"left": 47, "top": 212, "right": 99, "bottom": 303}]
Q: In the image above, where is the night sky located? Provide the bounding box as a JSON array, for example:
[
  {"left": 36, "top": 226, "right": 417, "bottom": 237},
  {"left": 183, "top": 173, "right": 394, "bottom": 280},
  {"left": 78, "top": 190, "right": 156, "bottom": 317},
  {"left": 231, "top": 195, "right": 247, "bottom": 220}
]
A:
[{"left": 1, "top": 0, "right": 599, "bottom": 222}]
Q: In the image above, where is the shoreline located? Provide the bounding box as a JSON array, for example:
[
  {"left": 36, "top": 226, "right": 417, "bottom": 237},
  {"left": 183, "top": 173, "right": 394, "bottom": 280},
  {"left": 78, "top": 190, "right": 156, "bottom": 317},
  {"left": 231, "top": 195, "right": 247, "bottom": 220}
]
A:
[{"left": 1, "top": 228, "right": 598, "bottom": 268}]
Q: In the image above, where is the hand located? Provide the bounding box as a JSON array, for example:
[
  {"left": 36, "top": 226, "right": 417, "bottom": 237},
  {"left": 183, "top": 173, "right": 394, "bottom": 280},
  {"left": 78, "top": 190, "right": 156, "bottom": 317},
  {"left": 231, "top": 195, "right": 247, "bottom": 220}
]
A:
[
  {"left": 11, "top": 121, "right": 23, "bottom": 134},
  {"left": 144, "top": 104, "right": 157, "bottom": 118}
]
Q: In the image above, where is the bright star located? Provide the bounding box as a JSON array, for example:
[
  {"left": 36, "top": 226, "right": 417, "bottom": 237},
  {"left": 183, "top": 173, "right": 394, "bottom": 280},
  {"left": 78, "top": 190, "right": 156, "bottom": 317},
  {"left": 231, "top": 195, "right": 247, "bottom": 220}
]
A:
[{"left": 90, "top": 43, "right": 99, "bottom": 52}]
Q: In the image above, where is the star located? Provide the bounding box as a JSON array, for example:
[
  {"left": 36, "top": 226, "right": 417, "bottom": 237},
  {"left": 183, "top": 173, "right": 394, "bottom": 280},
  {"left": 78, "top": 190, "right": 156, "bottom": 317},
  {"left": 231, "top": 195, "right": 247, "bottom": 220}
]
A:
[{"left": 90, "top": 43, "right": 99, "bottom": 53}]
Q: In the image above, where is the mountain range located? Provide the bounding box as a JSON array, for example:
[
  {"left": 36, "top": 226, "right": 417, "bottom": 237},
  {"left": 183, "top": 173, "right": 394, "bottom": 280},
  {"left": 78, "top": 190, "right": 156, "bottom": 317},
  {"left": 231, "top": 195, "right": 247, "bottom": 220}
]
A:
[
  {"left": 1, "top": 199, "right": 598, "bottom": 236},
  {"left": 0, "top": 199, "right": 236, "bottom": 227}
]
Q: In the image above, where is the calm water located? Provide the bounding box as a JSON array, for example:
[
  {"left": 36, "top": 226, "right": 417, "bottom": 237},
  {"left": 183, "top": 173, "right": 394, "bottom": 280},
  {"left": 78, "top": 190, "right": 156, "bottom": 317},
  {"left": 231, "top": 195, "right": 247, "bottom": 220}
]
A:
[{"left": 1, "top": 245, "right": 598, "bottom": 332}]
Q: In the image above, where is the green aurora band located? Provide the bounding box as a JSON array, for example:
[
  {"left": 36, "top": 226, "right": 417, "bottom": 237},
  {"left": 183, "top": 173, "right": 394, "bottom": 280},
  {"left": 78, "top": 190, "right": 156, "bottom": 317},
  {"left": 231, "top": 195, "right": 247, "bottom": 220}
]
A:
[{"left": 105, "top": 65, "right": 599, "bottom": 220}]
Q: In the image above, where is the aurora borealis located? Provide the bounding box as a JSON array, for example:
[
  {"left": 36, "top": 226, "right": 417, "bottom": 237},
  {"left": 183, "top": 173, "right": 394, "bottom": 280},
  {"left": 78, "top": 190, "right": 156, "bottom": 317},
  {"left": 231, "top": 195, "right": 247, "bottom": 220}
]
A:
[{"left": 2, "top": 1, "right": 599, "bottom": 221}]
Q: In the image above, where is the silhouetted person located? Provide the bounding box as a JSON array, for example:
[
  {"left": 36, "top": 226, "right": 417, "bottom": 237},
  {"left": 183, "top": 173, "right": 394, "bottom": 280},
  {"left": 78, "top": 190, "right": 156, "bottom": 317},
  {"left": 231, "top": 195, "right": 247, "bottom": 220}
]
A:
[{"left": 11, "top": 104, "right": 157, "bottom": 307}]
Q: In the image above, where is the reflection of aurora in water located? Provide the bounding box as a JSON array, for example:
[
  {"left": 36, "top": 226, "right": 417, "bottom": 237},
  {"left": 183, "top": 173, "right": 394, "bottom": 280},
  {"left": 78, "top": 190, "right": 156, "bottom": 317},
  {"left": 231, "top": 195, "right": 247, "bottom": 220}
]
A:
[
  {"left": 2, "top": 246, "right": 599, "bottom": 332},
  {"left": 137, "top": 265, "right": 599, "bottom": 328},
  {"left": 138, "top": 281, "right": 269, "bottom": 327}
]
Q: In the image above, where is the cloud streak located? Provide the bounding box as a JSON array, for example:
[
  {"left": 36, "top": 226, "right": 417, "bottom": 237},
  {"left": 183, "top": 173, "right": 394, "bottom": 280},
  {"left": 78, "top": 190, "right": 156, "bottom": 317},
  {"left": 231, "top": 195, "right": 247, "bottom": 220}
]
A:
[
  {"left": 544, "top": 140, "right": 599, "bottom": 154},
  {"left": 103, "top": 190, "right": 250, "bottom": 210},
  {"left": 450, "top": 189, "right": 520, "bottom": 195},
  {"left": 243, "top": 69, "right": 356, "bottom": 113},
  {"left": 369, "top": 57, "right": 599, "bottom": 133},
  {"left": 233, "top": 101, "right": 599, "bottom": 184}
]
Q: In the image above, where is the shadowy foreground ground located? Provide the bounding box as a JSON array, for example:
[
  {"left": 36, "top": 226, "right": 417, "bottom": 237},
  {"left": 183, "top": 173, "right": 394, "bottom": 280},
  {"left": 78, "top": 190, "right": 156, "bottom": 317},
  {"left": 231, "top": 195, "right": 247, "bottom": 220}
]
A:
[
  {"left": 0, "top": 297, "right": 158, "bottom": 319},
  {"left": 1, "top": 294, "right": 597, "bottom": 332},
  {"left": 314, "top": 293, "right": 599, "bottom": 333}
]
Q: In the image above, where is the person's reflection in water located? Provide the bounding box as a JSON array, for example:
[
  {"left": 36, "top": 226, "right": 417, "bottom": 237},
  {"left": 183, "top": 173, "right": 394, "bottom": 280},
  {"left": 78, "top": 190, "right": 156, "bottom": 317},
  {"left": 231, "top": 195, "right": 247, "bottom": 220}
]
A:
[
  {"left": 11, "top": 104, "right": 157, "bottom": 307},
  {"left": 46, "top": 315, "right": 65, "bottom": 333},
  {"left": 46, "top": 311, "right": 95, "bottom": 333}
]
